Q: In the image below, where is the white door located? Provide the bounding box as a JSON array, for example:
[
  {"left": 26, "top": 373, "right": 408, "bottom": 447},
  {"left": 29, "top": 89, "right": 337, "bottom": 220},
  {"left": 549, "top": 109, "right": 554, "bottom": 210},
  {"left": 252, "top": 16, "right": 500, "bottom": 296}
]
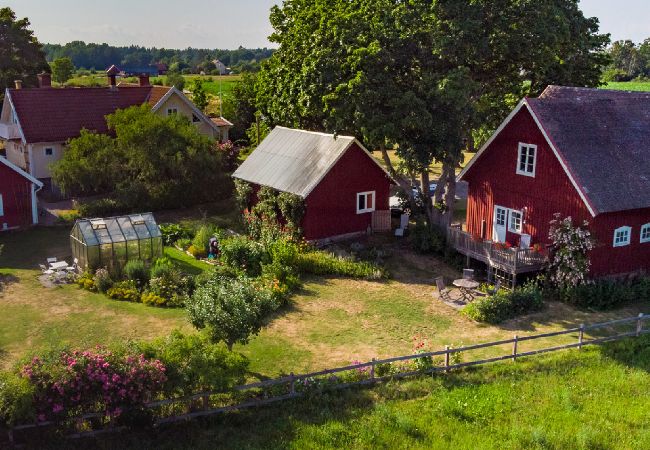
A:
[{"left": 493, "top": 206, "right": 507, "bottom": 243}]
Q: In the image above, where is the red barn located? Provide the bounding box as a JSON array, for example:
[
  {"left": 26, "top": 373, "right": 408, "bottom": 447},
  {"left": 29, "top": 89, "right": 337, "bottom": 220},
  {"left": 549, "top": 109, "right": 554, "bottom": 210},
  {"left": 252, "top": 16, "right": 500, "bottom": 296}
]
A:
[
  {"left": 0, "top": 157, "right": 43, "bottom": 230},
  {"left": 455, "top": 86, "right": 650, "bottom": 282},
  {"left": 233, "top": 127, "right": 394, "bottom": 241}
]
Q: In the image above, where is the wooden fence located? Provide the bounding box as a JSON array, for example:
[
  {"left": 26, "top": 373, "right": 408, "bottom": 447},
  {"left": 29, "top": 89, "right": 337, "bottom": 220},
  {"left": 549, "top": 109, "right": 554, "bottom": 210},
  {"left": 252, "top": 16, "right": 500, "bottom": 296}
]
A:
[{"left": 6, "top": 313, "right": 649, "bottom": 445}]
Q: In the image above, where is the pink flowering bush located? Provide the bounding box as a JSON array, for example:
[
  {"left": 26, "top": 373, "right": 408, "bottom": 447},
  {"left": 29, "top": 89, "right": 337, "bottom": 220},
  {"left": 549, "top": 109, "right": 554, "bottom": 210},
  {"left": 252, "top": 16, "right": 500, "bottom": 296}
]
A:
[
  {"left": 548, "top": 213, "right": 596, "bottom": 291},
  {"left": 20, "top": 347, "right": 167, "bottom": 423}
]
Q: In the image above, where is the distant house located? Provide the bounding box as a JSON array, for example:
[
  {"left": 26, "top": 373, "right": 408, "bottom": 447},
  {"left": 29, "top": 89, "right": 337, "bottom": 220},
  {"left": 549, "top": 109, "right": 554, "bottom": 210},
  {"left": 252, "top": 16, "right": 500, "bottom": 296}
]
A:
[
  {"left": 233, "top": 127, "right": 394, "bottom": 241},
  {"left": 0, "top": 157, "right": 43, "bottom": 230},
  {"left": 154, "top": 62, "right": 168, "bottom": 75},
  {"left": 455, "top": 86, "right": 650, "bottom": 280},
  {"left": 0, "top": 68, "right": 232, "bottom": 193},
  {"left": 212, "top": 59, "right": 228, "bottom": 75}
]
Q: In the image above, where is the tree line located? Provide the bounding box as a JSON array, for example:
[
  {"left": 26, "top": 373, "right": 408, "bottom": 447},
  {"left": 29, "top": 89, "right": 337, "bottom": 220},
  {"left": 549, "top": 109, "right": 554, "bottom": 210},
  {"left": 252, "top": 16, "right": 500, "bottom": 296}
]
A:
[
  {"left": 603, "top": 39, "right": 650, "bottom": 81},
  {"left": 43, "top": 41, "right": 275, "bottom": 73}
]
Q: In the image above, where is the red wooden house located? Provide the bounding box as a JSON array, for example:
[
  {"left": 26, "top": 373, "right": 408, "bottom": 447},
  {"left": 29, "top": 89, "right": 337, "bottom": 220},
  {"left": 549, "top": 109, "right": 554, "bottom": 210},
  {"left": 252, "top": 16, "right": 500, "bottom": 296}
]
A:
[
  {"left": 0, "top": 156, "right": 43, "bottom": 230},
  {"left": 233, "top": 127, "right": 394, "bottom": 241},
  {"left": 455, "top": 86, "right": 650, "bottom": 282}
]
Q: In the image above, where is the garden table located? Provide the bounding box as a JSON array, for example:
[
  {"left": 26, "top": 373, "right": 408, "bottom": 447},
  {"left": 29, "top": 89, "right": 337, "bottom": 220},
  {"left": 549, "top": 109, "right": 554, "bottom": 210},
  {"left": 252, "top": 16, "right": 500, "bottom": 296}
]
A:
[
  {"left": 49, "top": 261, "right": 69, "bottom": 270},
  {"left": 453, "top": 278, "right": 480, "bottom": 302}
]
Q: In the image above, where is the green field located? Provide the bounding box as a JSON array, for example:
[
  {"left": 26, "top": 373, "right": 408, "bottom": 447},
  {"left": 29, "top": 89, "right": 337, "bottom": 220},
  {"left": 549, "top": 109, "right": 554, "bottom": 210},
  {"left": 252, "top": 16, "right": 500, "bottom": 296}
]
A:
[
  {"left": 88, "top": 337, "right": 650, "bottom": 449},
  {"left": 604, "top": 81, "right": 650, "bottom": 92}
]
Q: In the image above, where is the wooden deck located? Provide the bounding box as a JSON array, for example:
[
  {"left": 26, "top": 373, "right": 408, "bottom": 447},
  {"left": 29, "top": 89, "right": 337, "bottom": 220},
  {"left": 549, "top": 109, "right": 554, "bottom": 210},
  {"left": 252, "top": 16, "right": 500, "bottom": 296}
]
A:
[{"left": 448, "top": 227, "right": 547, "bottom": 277}]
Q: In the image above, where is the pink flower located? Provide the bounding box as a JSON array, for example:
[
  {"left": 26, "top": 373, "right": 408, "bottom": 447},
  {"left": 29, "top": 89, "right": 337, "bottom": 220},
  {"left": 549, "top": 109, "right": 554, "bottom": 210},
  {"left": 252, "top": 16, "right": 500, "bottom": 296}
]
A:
[{"left": 52, "top": 404, "right": 64, "bottom": 413}]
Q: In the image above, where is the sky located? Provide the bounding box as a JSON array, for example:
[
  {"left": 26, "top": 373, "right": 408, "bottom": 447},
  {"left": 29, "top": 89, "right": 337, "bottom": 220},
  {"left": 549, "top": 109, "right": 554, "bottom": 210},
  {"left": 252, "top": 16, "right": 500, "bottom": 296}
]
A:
[{"left": 4, "top": 0, "right": 649, "bottom": 50}]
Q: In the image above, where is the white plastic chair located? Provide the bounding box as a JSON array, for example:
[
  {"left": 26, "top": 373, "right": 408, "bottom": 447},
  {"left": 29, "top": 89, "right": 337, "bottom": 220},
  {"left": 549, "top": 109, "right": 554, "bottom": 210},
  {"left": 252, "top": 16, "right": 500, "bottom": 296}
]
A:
[
  {"left": 39, "top": 264, "right": 54, "bottom": 275},
  {"left": 46, "top": 257, "right": 57, "bottom": 264}
]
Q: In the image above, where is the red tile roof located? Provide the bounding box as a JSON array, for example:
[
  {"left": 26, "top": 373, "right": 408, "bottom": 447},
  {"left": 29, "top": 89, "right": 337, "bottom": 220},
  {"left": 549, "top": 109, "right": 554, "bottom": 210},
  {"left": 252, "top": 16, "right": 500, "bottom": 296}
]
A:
[
  {"left": 211, "top": 117, "right": 233, "bottom": 127},
  {"left": 8, "top": 85, "right": 171, "bottom": 143}
]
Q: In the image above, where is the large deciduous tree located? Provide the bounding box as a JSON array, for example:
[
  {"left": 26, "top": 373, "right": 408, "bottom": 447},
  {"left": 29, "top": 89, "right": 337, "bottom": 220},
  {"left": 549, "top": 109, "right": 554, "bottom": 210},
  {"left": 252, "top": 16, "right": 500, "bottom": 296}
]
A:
[
  {"left": 256, "top": 0, "right": 609, "bottom": 228},
  {"left": 51, "top": 105, "right": 229, "bottom": 210},
  {"left": 0, "top": 7, "right": 49, "bottom": 98},
  {"left": 51, "top": 57, "right": 74, "bottom": 84}
]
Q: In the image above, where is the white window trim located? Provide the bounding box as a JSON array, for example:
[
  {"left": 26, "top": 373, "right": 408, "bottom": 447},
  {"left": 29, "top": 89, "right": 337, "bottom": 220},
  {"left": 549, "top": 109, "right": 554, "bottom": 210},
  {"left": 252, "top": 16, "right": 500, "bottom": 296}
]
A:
[
  {"left": 613, "top": 226, "right": 631, "bottom": 247},
  {"left": 641, "top": 223, "right": 650, "bottom": 244},
  {"left": 356, "top": 191, "right": 376, "bottom": 214},
  {"left": 167, "top": 107, "right": 178, "bottom": 116},
  {"left": 507, "top": 209, "right": 523, "bottom": 234},
  {"left": 516, "top": 142, "right": 537, "bottom": 177},
  {"left": 0, "top": 194, "right": 4, "bottom": 216}
]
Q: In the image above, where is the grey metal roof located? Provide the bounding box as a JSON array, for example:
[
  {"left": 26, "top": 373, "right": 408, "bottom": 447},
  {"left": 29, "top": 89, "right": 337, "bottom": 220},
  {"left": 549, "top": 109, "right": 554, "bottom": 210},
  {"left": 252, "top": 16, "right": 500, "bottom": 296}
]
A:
[
  {"left": 232, "top": 126, "right": 360, "bottom": 197},
  {"left": 527, "top": 86, "right": 650, "bottom": 214}
]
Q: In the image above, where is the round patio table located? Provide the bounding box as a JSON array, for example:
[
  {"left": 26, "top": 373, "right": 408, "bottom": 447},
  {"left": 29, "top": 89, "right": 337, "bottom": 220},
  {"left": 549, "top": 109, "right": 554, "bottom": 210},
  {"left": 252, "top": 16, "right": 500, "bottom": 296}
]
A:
[{"left": 453, "top": 279, "right": 480, "bottom": 302}]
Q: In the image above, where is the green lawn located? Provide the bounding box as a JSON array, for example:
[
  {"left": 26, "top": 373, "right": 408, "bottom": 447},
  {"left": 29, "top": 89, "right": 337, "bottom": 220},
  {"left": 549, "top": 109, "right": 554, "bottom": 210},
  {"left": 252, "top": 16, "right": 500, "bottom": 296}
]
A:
[
  {"left": 604, "top": 81, "right": 650, "bottom": 92},
  {"left": 89, "top": 337, "right": 650, "bottom": 449}
]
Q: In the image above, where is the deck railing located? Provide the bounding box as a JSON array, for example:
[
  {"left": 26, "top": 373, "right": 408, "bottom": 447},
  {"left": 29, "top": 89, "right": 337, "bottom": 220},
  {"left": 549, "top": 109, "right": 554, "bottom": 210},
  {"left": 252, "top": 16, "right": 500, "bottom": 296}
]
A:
[{"left": 448, "top": 227, "right": 547, "bottom": 274}]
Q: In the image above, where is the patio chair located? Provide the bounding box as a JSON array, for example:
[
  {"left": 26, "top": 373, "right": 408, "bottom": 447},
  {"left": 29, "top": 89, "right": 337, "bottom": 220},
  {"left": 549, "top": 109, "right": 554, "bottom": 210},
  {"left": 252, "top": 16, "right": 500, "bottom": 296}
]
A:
[
  {"left": 65, "top": 258, "right": 79, "bottom": 273},
  {"left": 46, "top": 257, "right": 57, "bottom": 264},
  {"left": 39, "top": 264, "right": 54, "bottom": 275},
  {"left": 435, "top": 277, "right": 462, "bottom": 302},
  {"left": 462, "top": 269, "right": 475, "bottom": 280}
]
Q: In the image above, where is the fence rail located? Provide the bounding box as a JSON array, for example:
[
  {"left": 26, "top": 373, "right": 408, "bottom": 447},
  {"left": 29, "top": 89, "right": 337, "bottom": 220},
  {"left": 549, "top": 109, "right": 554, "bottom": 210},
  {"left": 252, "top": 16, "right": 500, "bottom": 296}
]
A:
[{"left": 6, "top": 313, "right": 649, "bottom": 445}]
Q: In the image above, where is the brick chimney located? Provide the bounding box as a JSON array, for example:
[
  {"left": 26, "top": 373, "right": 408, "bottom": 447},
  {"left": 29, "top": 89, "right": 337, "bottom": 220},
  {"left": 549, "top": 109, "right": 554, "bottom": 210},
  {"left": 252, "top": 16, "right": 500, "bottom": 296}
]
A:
[
  {"left": 138, "top": 74, "right": 150, "bottom": 87},
  {"left": 37, "top": 72, "right": 52, "bottom": 88},
  {"left": 106, "top": 65, "right": 120, "bottom": 90},
  {"left": 14, "top": 80, "right": 23, "bottom": 90}
]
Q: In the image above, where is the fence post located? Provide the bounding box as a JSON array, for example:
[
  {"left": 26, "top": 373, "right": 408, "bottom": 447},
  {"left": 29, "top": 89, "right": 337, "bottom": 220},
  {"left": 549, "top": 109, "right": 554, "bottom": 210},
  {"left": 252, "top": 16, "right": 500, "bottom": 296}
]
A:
[
  {"left": 444, "top": 345, "right": 450, "bottom": 372},
  {"left": 202, "top": 393, "right": 209, "bottom": 411},
  {"left": 289, "top": 372, "right": 296, "bottom": 396},
  {"left": 370, "top": 358, "right": 376, "bottom": 381},
  {"left": 636, "top": 313, "right": 644, "bottom": 337},
  {"left": 578, "top": 324, "right": 584, "bottom": 350},
  {"left": 7, "top": 429, "right": 14, "bottom": 446},
  {"left": 512, "top": 335, "right": 518, "bottom": 362}
]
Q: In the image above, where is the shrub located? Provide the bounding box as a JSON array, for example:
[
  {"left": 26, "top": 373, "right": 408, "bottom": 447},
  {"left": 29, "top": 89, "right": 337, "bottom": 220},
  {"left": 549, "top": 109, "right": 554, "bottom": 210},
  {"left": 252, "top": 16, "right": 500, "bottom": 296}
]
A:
[
  {"left": 0, "top": 372, "right": 35, "bottom": 425},
  {"left": 295, "top": 251, "right": 385, "bottom": 279},
  {"left": 187, "top": 276, "right": 277, "bottom": 349},
  {"left": 412, "top": 220, "right": 446, "bottom": 255},
  {"left": 107, "top": 281, "right": 141, "bottom": 302},
  {"left": 219, "top": 236, "right": 266, "bottom": 277},
  {"left": 140, "top": 292, "right": 168, "bottom": 307},
  {"left": 159, "top": 223, "right": 192, "bottom": 246},
  {"left": 463, "top": 281, "right": 544, "bottom": 324},
  {"left": 124, "top": 260, "right": 149, "bottom": 289},
  {"left": 93, "top": 268, "right": 113, "bottom": 293},
  {"left": 175, "top": 238, "right": 191, "bottom": 250},
  {"left": 76, "top": 271, "right": 96, "bottom": 291},
  {"left": 78, "top": 198, "right": 126, "bottom": 218},
  {"left": 20, "top": 348, "right": 167, "bottom": 422},
  {"left": 150, "top": 257, "right": 175, "bottom": 279},
  {"left": 135, "top": 331, "right": 248, "bottom": 395},
  {"left": 192, "top": 225, "right": 217, "bottom": 255},
  {"left": 560, "top": 277, "right": 650, "bottom": 310},
  {"left": 187, "top": 244, "right": 206, "bottom": 259},
  {"left": 147, "top": 268, "right": 191, "bottom": 307}
]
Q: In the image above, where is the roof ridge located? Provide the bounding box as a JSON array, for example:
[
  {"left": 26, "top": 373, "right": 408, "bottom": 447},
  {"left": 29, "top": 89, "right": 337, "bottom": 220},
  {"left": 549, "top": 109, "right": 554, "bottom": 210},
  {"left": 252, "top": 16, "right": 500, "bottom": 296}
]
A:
[{"left": 274, "top": 125, "right": 356, "bottom": 140}]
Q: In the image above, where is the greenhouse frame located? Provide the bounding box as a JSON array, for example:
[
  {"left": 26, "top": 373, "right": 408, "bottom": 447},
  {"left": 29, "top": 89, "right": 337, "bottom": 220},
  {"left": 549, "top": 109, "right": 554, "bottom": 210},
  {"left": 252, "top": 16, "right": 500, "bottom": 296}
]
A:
[{"left": 70, "top": 213, "right": 163, "bottom": 274}]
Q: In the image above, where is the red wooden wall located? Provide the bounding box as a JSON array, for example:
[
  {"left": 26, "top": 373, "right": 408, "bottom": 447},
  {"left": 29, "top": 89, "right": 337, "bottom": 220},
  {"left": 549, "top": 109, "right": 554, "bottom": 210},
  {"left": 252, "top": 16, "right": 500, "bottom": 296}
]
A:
[
  {"left": 0, "top": 163, "right": 34, "bottom": 229},
  {"left": 463, "top": 106, "right": 650, "bottom": 277},
  {"left": 302, "top": 143, "right": 391, "bottom": 240}
]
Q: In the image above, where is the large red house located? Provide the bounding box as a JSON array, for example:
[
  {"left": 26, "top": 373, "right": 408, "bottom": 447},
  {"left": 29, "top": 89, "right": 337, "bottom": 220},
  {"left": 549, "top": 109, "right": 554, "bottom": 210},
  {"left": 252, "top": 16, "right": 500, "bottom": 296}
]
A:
[
  {"left": 233, "top": 127, "right": 394, "bottom": 241},
  {"left": 0, "top": 156, "right": 43, "bottom": 230},
  {"left": 457, "top": 86, "right": 650, "bottom": 279}
]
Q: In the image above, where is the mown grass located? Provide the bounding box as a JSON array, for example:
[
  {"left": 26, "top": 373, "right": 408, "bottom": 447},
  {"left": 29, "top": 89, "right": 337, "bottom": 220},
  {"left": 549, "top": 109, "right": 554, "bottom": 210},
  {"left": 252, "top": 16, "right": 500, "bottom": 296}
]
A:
[
  {"left": 80, "top": 337, "right": 650, "bottom": 449},
  {"left": 604, "top": 81, "right": 650, "bottom": 92}
]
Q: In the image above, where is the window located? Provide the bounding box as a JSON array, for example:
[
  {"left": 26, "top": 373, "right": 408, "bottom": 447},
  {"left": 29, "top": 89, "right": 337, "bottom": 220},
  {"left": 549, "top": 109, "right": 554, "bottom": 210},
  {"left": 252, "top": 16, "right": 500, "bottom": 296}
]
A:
[
  {"left": 517, "top": 143, "right": 537, "bottom": 177},
  {"left": 508, "top": 209, "right": 523, "bottom": 233},
  {"left": 44, "top": 147, "right": 53, "bottom": 156},
  {"left": 356, "top": 191, "right": 375, "bottom": 214},
  {"left": 192, "top": 113, "right": 201, "bottom": 123},
  {"left": 613, "top": 226, "right": 631, "bottom": 247},
  {"left": 0, "top": 194, "right": 3, "bottom": 216},
  {"left": 10, "top": 108, "right": 18, "bottom": 124},
  {"left": 167, "top": 107, "right": 178, "bottom": 116},
  {"left": 641, "top": 224, "right": 650, "bottom": 244},
  {"left": 495, "top": 208, "right": 507, "bottom": 227}
]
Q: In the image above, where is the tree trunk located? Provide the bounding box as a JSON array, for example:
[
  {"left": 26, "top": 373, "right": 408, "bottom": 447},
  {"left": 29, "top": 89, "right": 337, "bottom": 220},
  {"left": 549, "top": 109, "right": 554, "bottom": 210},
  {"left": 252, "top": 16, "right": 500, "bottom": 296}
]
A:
[{"left": 380, "top": 144, "right": 418, "bottom": 212}]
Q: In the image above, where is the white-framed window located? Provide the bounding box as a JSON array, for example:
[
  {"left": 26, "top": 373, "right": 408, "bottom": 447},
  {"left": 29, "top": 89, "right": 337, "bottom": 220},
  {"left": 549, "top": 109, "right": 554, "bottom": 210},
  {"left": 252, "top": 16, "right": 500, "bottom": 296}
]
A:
[
  {"left": 613, "top": 226, "right": 631, "bottom": 247},
  {"left": 495, "top": 208, "right": 507, "bottom": 227},
  {"left": 516, "top": 143, "right": 537, "bottom": 177},
  {"left": 0, "top": 194, "right": 3, "bottom": 216},
  {"left": 167, "top": 107, "right": 178, "bottom": 116},
  {"left": 356, "top": 191, "right": 375, "bottom": 214},
  {"left": 44, "top": 147, "right": 53, "bottom": 156},
  {"left": 641, "top": 224, "right": 650, "bottom": 244},
  {"left": 508, "top": 209, "right": 523, "bottom": 233}
]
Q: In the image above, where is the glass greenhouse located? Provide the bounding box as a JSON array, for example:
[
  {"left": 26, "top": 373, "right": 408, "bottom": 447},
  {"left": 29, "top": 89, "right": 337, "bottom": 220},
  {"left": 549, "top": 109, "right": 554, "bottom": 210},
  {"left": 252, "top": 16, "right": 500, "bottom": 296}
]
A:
[{"left": 70, "top": 213, "right": 163, "bottom": 274}]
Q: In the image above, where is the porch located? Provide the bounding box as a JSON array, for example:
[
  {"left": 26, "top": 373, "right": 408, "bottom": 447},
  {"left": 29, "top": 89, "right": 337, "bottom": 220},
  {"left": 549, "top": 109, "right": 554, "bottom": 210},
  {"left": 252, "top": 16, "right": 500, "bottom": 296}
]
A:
[{"left": 448, "top": 227, "right": 547, "bottom": 287}]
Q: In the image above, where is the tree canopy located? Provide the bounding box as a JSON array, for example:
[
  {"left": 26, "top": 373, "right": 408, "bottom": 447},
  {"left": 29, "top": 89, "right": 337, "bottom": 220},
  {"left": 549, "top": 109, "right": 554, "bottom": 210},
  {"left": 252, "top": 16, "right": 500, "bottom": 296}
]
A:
[
  {"left": 51, "top": 105, "right": 230, "bottom": 211},
  {"left": 0, "top": 7, "right": 49, "bottom": 97},
  {"left": 603, "top": 39, "right": 650, "bottom": 81},
  {"left": 256, "top": 0, "right": 610, "bottom": 226},
  {"left": 51, "top": 57, "right": 74, "bottom": 84}
]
